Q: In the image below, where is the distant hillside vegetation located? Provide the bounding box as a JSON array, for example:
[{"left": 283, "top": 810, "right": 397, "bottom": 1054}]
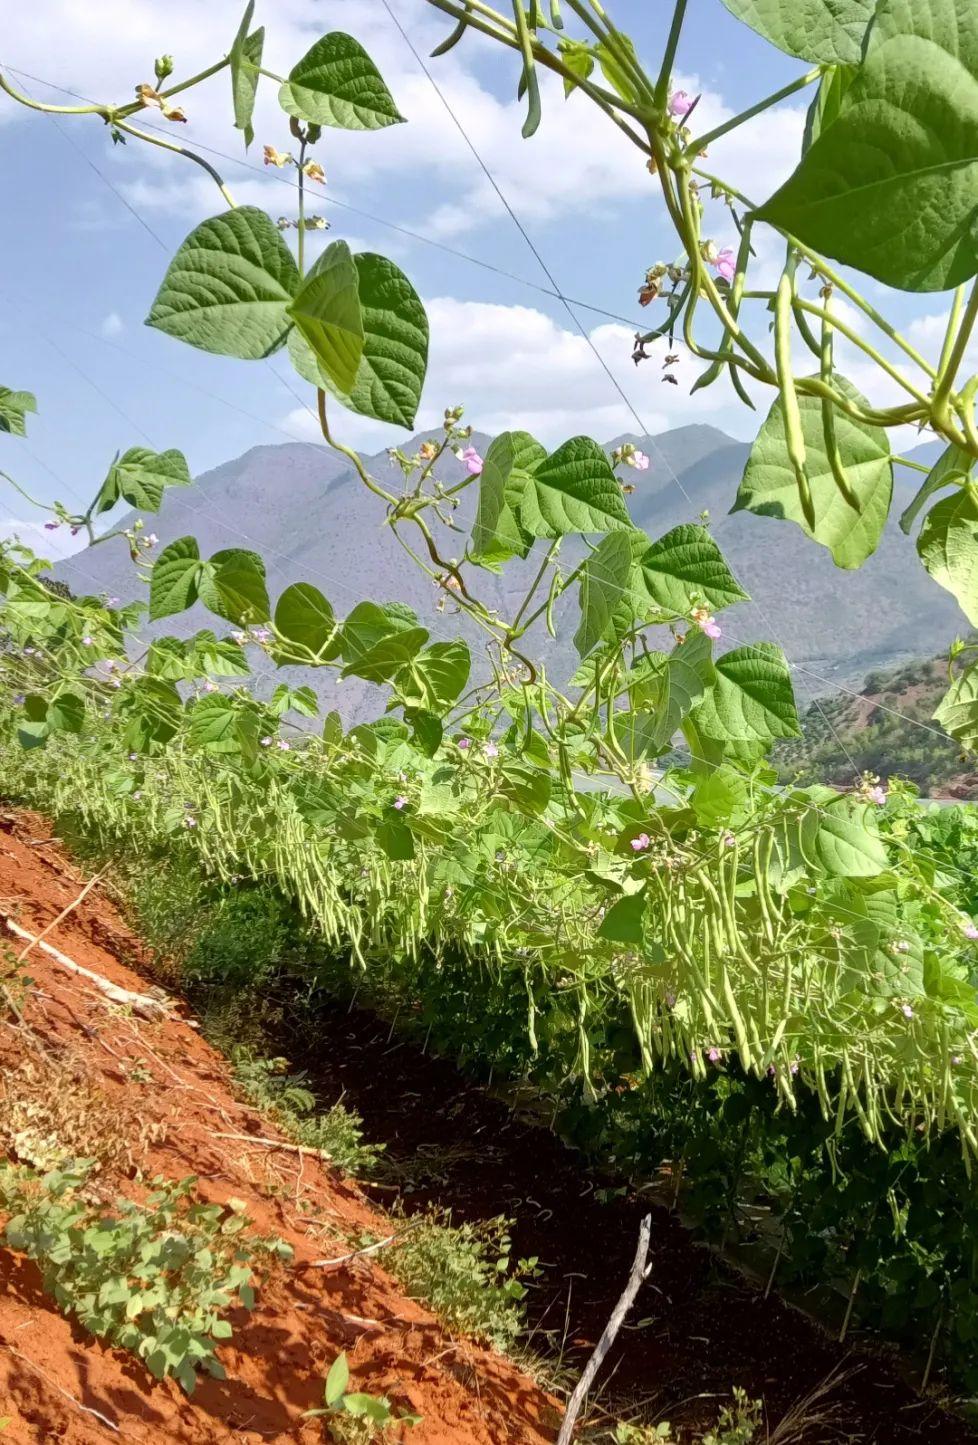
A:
[{"left": 776, "top": 652, "right": 978, "bottom": 800}]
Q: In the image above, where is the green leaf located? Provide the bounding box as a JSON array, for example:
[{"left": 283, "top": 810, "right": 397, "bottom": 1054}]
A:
[
  {"left": 150, "top": 537, "right": 202, "bottom": 620},
  {"left": 279, "top": 33, "right": 405, "bottom": 130},
  {"left": 628, "top": 631, "right": 716, "bottom": 755},
  {"left": 406, "top": 709, "right": 443, "bottom": 757},
  {"left": 0, "top": 387, "right": 37, "bottom": 437},
  {"left": 734, "top": 378, "right": 892, "bottom": 568},
  {"left": 343, "top": 627, "right": 429, "bottom": 684},
  {"left": 325, "top": 1353, "right": 350, "bottom": 1408},
  {"left": 288, "top": 240, "right": 364, "bottom": 395},
  {"left": 470, "top": 431, "right": 542, "bottom": 563},
  {"left": 557, "top": 37, "right": 595, "bottom": 97},
  {"left": 598, "top": 891, "right": 646, "bottom": 942},
  {"left": 690, "top": 766, "right": 750, "bottom": 826},
  {"left": 934, "top": 661, "right": 978, "bottom": 751},
  {"left": 339, "top": 601, "right": 422, "bottom": 667},
  {"left": 274, "top": 582, "right": 338, "bottom": 661},
  {"left": 396, "top": 641, "right": 471, "bottom": 712},
  {"left": 188, "top": 695, "right": 244, "bottom": 753},
  {"left": 594, "top": 33, "right": 641, "bottom": 103},
  {"left": 901, "top": 444, "right": 974, "bottom": 535},
  {"left": 230, "top": 2, "right": 264, "bottom": 149},
  {"left": 47, "top": 691, "right": 85, "bottom": 734},
  {"left": 376, "top": 814, "right": 415, "bottom": 861},
  {"left": 803, "top": 63, "right": 856, "bottom": 151},
  {"left": 292, "top": 253, "right": 428, "bottom": 428},
  {"left": 574, "top": 532, "right": 634, "bottom": 657},
  {"left": 95, "top": 447, "right": 191, "bottom": 515},
  {"left": 809, "top": 799, "right": 888, "bottom": 877},
  {"left": 343, "top": 1394, "right": 393, "bottom": 1423},
  {"left": 719, "top": 0, "right": 873, "bottom": 64},
  {"left": 693, "top": 642, "right": 800, "bottom": 743},
  {"left": 518, "top": 437, "right": 634, "bottom": 537},
  {"left": 637, "top": 524, "right": 749, "bottom": 613},
  {"left": 146, "top": 207, "right": 298, "bottom": 359},
  {"left": 119, "top": 677, "right": 183, "bottom": 750},
  {"left": 199, "top": 548, "right": 270, "bottom": 625},
  {"left": 270, "top": 683, "right": 319, "bottom": 717},
  {"left": 754, "top": 0, "right": 978, "bottom": 291},
  {"left": 917, "top": 484, "right": 978, "bottom": 625},
  {"left": 189, "top": 630, "right": 250, "bottom": 677}
]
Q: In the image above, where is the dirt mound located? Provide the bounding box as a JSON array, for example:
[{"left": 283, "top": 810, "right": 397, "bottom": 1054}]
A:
[{"left": 0, "top": 810, "right": 558, "bottom": 1445}]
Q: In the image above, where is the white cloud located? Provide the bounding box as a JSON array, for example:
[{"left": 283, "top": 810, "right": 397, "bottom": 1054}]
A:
[
  {"left": 100, "top": 311, "right": 125, "bottom": 338},
  {"left": 281, "top": 293, "right": 756, "bottom": 451}
]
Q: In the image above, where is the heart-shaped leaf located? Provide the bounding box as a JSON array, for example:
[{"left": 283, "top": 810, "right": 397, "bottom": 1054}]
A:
[
  {"left": 274, "top": 582, "right": 338, "bottom": 661},
  {"left": 289, "top": 240, "right": 364, "bottom": 395},
  {"left": 150, "top": 537, "right": 202, "bottom": 620},
  {"left": 720, "top": 0, "right": 874, "bottom": 64},
  {"left": 917, "top": 484, "right": 978, "bottom": 625},
  {"left": 199, "top": 548, "right": 270, "bottom": 625},
  {"left": 279, "top": 33, "right": 405, "bottom": 130},
  {"left": 147, "top": 207, "right": 298, "bottom": 359},
  {"left": 692, "top": 642, "right": 800, "bottom": 743},
  {"left": 519, "top": 437, "right": 634, "bottom": 537},
  {"left": 470, "top": 431, "right": 542, "bottom": 564},
  {"left": 734, "top": 376, "right": 893, "bottom": 567},
  {"left": 95, "top": 447, "right": 191, "bottom": 515},
  {"left": 574, "top": 532, "right": 634, "bottom": 657},
  {"left": 637, "top": 524, "right": 749, "bottom": 613},
  {"left": 0, "top": 387, "right": 37, "bottom": 437}
]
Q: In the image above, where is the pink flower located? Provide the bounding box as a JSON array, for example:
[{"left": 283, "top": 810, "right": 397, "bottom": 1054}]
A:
[
  {"left": 626, "top": 449, "right": 650, "bottom": 472},
  {"left": 43, "top": 521, "right": 60, "bottom": 531},
  {"left": 867, "top": 785, "right": 887, "bottom": 806},
  {"left": 692, "top": 607, "right": 721, "bottom": 640},
  {"left": 82, "top": 635, "right": 94, "bottom": 646},
  {"left": 669, "top": 90, "right": 693, "bottom": 118},
  {"left": 260, "top": 736, "right": 272, "bottom": 747},
  {"left": 276, "top": 739, "right": 290, "bottom": 751},
  {"left": 722, "top": 832, "right": 736, "bottom": 848},
  {"left": 901, "top": 1003, "right": 914, "bottom": 1019},
  {"left": 202, "top": 679, "right": 218, "bottom": 693},
  {"left": 707, "top": 1046, "right": 722, "bottom": 1063},
  {"left": 964, "top": 923, "right": 978, "bottom": 940},
  {"left": 393, "top": 795, "right": 408, "bottom": 810},
  {"left": 484, "top": 741, "right": 499, "bottom": 758},
  {"left": 457, "top": 737, "right": 471, "bottom": 751},
  {"left": 630, "top": 833, "right": 651, "bottom": 852},
  {"left": 458, "top": 445, "right": 483, "bottom": 476},
  {"left": 713, "top": 248, "right": 736, "bottom": 283},
  {"left": 184, "top": 816, "right": 197, "bottom": 829}
]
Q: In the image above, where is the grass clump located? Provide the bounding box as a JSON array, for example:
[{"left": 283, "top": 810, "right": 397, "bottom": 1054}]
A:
[{"left": 389, "top": 1207, "right": 538, "bottom": 1353}]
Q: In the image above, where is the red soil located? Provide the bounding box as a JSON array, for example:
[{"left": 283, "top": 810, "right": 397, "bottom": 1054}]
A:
[{"left": 0, "top": 810, "right": 559, "bottom": 1445}]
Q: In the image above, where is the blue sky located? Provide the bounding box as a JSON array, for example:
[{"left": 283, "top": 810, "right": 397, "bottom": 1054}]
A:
[{"left": 0, "top": 0, "right": 955, "bottom": 557}]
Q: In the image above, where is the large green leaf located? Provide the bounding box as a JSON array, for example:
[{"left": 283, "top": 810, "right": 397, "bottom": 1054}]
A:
[
  {"left": 119, "top": 677, "right": 183, "bottom": 750},
  {"left": 0, "top": 387, "right": 37, "bottom": 437},
  {"left": 755, "top": 0, "right": 978, "bottom": 291},
  {"left": 470, "top": 431, "right": 542, "bottom": 563},
  {"left": 95, "top": 447, "right": 191, "bottom": 515},
  {"left": 343, "top": 627, "right": 429, "bottom": 684},
  {"left": 199, "top": 548, "right": 270, "bottom": 625},
  {"left": 637, "top": 524, "right": 749, "bottom": 614},
  {"left": 395, "top": 641, "right": 471, "bottom": 712},
  {"left": 229, "top": 1, "right": 264, "bottom": 148},
  {"left": 693, "top": 642, "right": 800, "bottom": 742},
  {"left": 917, "top": 484, "right": 978, "bottom": 625},
  {"left": 149, "top": 537, "right": 202, "bottom": 620},
  {"left": 339, "top": 600, "right": 421, "bottom": 668},
  {"left": 273, "top": 582, "right": 338, "bottom": 661},
  {"left": 291, "top": 252, "right": 427, "bottom": 427},
  {"left": 719, "top": 0, "right": 874, "bottom": 64},
  {"left": 900, "top": 443, "right": 973, "bottom": 535},
  {"left": 574, "top": 532, "right": 634, "bottom": 657},
  {"left": 188, "top": 695, "right": 244, "bottom": 753},
  {"left": 279, "top": 33, "right": 405, "bottom": 131},
  {"left": 146, "top": 207, "right": 298, "bottom": 359},
  {"left": 628, "top": 630, "right": 716, "bottom": 755},
  {"left": 288, "top": 241, "right": 364, "bottom": 395},
  {"left": 518, "top": 437, "right": 634, "bottom": 537},
  {"left": 734, "top": 378, "right": 892, "bottom": 568},
  {"left": 934, "top": 660, "right": 978, "bottom": 751},
  {"left": 808, "top": 799, "right": 889, "bottom": 877}
]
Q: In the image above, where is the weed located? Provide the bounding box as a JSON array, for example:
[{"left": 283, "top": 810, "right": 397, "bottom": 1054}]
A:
[
  {"left": 700, "top": 1389, "right": 763, "bottom": 1445},
  {"left": 303, "top": 1351, "right": 421, "bottom": 1441},
  {"left": 389, "top": 1206, "right": 539, "bottom": 1353},
  {"left": 0, "top": 1160, "right": 292, "bottom": 1393},
  {"left": 229, "top": 1046, "right": 384, "bottom": 1177}
]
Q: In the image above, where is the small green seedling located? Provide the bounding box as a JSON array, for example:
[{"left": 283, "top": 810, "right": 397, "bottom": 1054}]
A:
[{"left": 303, "top": 1352, "right": 421, "bottom": 1437}]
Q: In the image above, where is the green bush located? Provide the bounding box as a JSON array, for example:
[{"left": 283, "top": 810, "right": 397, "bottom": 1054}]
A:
[{"left": 0, "top": 1160, "right": 292, "bottom": 1393}]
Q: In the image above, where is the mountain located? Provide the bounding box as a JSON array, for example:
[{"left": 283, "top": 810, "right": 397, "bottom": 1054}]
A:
[
  {"left": 775, "top": 650, "right": 978, "bottom": 801},
  {"left": 54, "top": 424, "right": 965, "bottom": 721}
]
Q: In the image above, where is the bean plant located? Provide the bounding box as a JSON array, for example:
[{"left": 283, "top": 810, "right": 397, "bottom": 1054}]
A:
[{"left": 3, "top": 2, "right": 978, "bottom": 1188}]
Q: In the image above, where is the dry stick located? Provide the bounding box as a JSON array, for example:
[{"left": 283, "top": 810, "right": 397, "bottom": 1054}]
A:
[
  {"left": 14, "top": 868, "right": 105, "bottom": 964},
  {"left": 4, "top": 1344, "right": 119, "bottom": 1434},
  {"left": 1, "top": 916, "right": 167, "bottom": 1020},
  {"left": 556, "top": 1214, "right": 653, "bottom": 1445},
  {"left": 213, "top": 1130, "right": 334, "bottom": 1161},
  {"left": 304, "top": 1219, "right": 424, "bottom": 1270}
]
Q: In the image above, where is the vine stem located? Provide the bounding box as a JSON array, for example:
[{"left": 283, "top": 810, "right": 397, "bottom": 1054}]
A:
[
  {"left": 111, "top": 117, "right": 236, "bottom": 208},
  {"left": 297, "top": 135, "right": 308, "bottom": 276},
  {"left": 933, "top": 278, "right": 978, "bottom": 425},
  {"left": 0, "top": 68, "right": 106, "bottom": 115},
  {"left": 687, "top": 65, "right": 823, "bottom": 154},
  {"left": 654, "top": 0, "right": 688, "bottom": 109},
  {"left": 0, "top": 468, "right": 54, "bottom": 513}
]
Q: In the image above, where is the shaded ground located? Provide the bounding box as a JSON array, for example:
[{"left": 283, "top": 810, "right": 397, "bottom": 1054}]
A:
[{"left": 0, "top": 810, "right": 558, "bottom": 1445}]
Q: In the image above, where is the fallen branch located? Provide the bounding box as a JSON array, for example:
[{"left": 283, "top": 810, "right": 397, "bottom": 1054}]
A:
[
  {"left": 2, "top": 916, "right": 168, "bottom": 1020},
  {"left": 15, "top": 869, "right": 105, "bottom": 964},
  {"left": 213, "top": 1130, "right": 333, "bottom": 1161},
  {"left": 4, "top": 1343, "right": 119, "bottom": 1433},
  {"left": 556, "top": 1213, "right": 652, "bottom": 1445},
  {"left": 303, "top": 1219, "right": 423, "bottom": 1270}
]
